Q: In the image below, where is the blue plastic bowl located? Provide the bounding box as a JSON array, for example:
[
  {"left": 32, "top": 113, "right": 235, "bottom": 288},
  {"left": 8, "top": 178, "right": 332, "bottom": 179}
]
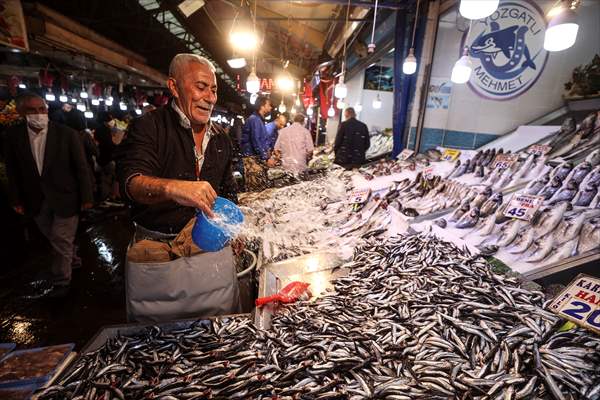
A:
[{"left": 192, "top": 197, "right": 244, "bottom": 252}]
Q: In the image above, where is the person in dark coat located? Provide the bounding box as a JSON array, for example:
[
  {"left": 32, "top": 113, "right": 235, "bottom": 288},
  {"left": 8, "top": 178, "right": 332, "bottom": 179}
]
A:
[
  {"left": 333, "top": 107, "right": 370, "bottom": 169},
  {"left": 4, "top": 93, "right": 93, "bottom": 293}
]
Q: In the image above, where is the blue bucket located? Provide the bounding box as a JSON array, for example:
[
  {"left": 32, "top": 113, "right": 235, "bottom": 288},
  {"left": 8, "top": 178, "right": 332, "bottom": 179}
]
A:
[{"left": 192, "top": 197, "right": 244, "bottom": 252}]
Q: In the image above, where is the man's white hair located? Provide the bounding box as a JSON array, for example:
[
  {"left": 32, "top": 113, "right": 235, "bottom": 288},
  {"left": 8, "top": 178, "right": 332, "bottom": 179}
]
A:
[{"left": 169, "top": 54, "right": 216, "bottom": 79}]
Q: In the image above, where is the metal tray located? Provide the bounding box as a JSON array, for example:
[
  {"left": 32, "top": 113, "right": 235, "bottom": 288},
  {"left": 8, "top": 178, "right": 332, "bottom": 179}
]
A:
[
  {"left": 55, "top": 314, "right": 251, "bottom": 383},
  {"left": 0, "top": 344, "right": 74, "bottom": 388},
  {"left": 255, "top": 251, "right": 347, "bottom": 330}
]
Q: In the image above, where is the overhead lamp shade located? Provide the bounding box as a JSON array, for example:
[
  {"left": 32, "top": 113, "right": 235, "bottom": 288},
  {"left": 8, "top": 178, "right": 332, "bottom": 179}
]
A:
[
  {"left": 91, "top": 99, "right": 100, "bottom": 106},
  {"left": 291, "top": 107, "right": 296, "bottom": 114},
  {"left": 278, "top": 101, "right": 287, "bottom": 113},
  {"left": 459, "top": 0, "right": 499, "bottom": 20},
  {"left": 80, "top": 91, "right": 88, "bottom": 99},
  {"left": 336, "top": 99, "right": 345, "bottom": 109},
  {"left": 250, "top": 93, "right": 258, "bottom": 105},
  {"left": 294, "top": 97, "right": 300, "bottom": 106},
  {"left": 276, "top": 75, "right": 294, "bottom": 92},
  {"left": 70, "top": 98, "right": 77, "bottom": 103},
  {"left": 119, "top": 102, "right": 128, "bottom": 111},
  {"left": 227, "top": 57, "right": 247, "bottom": 69},
  {"left": 355, "top": 103, "right": 363, "bottom": 113},
  {"left": 76, "top": 103, "right": 86, "bottom": 112},
  {"left": 45, "top": 93, "right": 56, "bottom": 102},
  {"left": 105, "top": 99, "right": 114, "bottom": 106},
  {"left": 18, "top": 83, "right": 26, "bottom": 89},
  {"left": 451, "top": 54, "right": 473, "bottom": 84},
  {"left": 307, "top": 107, "right": 314, "bottom": 116},
  {"left": 372, "top": 95, "right": 382, "bottom": 109},
  {"left": 59, "top": 95, "right": 68, "bottom": 103},
  {"left": 246, "top": 69, "right": 260, "bottom": 94},
  {"left": 544, "top": 9, "right": 578, "bottom": 52},
  {"left": 327, "top": 106, "right": 335, "bottom": 118},
  {"left": 84, "top": 111, "right": 94, "bottom": 119},
  {"left": 403, "top": 48, "right": 418, "bottom": 75},
  {"left": 135, "top": 108, "right": 142, "bottom": 115}
]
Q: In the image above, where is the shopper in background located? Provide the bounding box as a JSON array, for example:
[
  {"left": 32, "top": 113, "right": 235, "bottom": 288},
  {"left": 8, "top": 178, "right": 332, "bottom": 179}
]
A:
[
  {"left": 240, "top": 96, "right": 275, "bottom": 191},
  {"left": 94, "top": 112, "right": 121, "bottom": 203},
  {"left": 51, "top": 103, "right": 86, "bottom": 132},
  {"left": 4, "top": 92, "right": 93, "bottom": 296},
  {"left": 265, "top": 113, "right": 287, "bottom": 154},
  {"left": 273, "top": 113, "right": 314, "bottom": 174},
  {"left": 333, "top": 107, "right": 370, "bottom": 170}
]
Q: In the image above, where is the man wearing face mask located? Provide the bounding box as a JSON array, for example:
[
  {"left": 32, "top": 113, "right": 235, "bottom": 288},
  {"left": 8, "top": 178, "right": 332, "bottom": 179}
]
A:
[{"left": 4, "top": 93, "right": 93, "bottom": 294}]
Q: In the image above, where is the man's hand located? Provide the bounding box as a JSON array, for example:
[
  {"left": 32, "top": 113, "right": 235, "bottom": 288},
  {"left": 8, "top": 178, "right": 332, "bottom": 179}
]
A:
[
  {"left": 13, "top": 205, "right": 24, "bottom": 215},
  {"left": 81, "top": 202, "right": 93, "bottom": 211},
  {"left": 167, "top": 180, "right": 217, "bottom": 217}
]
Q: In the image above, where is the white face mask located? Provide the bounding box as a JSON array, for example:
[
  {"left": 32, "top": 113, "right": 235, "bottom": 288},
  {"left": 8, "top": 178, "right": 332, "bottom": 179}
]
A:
[{"left": 26, "top": 114, "right": 49, "bottom": 131}]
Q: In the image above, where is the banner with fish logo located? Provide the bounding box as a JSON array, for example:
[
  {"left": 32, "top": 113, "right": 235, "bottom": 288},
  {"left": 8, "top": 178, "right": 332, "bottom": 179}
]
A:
[{"left": 461, "top": 0, "right": 548, "bottom": 101}]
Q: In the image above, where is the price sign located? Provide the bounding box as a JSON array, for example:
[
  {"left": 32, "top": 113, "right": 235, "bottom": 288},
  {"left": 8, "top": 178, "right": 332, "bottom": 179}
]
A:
[
  {"left": 503, "top": 194, "right": 543, "bottom": 221},
  {"left": 397, "top": 149, "right": 414, "bottom": 161},
  {"left": 527, "top": 144, "right": 551, "bottom": 156},
  {"left": 548, "top": 274, "right": 600, "bottom": 335},
  {"left": 492, "top": 153, "right": 518, "bottom": 170},
  {"left": 442, "top": 149, "right": 461, "bottom": 162},
  {"left": 423, "top": 167, "right": 435, "bottom": 180},
  {"left": 348, "top": 189, "right": 371, "bottom": 205}
]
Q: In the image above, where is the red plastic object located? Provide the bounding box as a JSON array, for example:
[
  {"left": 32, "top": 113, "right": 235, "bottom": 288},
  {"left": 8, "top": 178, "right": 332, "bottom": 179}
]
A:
[{"left": 255, "top": 281, "right": 311, "bottom": 307}]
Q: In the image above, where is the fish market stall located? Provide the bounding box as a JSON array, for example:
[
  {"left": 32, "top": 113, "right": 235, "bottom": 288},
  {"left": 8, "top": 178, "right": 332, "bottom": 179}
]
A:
[{"left": 34, "top": 234, "right": 600, "bottom": 399}]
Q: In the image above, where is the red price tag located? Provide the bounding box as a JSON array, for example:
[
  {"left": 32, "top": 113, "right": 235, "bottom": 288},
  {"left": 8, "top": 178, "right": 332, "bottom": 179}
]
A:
[
  {"left": 527, "top": 144, "right": 551, "bottom": 156},
  {"left": 492, "top": 153, "right": 518, "bottom": 170}
]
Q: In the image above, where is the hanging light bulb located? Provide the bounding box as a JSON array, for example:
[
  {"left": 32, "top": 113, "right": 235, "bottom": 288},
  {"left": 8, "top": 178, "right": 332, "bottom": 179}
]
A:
[
  {"left": 142, "top": 101, "right": 149, "bottom": 107},
  {"left": 459, "top": 0, "right": 499, "bottom": 20},
  {"left": 372, "top": 94, "right": 382, "bottom": 109},
  {"left": 119, "top": 102, "right": 128, "bottom": 111},
  {"left": 250, "top": 92, "right": 258, "bottom": 105},
  {"left": 91, "top": 99, "right": 100, "bottom": 106},
  {"left": 334, "top": 76, "right": 347, "bottom": 99},
  {"left": 295, "top": 96, "right": 301, "bottom": 107},
  {"left": 291, "top": 106, "right": 296, "bottom": 115},
  {"left": 355, "top": 103, "right": 363, "bottom": 113},
  {"left": 70, "top": 98, "right": 77, "bottom": 103},
  {"left": 327, "top": 105, "right": 335, "bottom": 118},
  {"left": 246, "top": 68, "right": 260, "bottom": 94},
  {"left": 105, "top": 98, "right": 113, "bottom": 106},
  {"left": 336, "top": 99, "right": 345, "bottom": 109},
  {"left": 84, "top": 110, "right": 94, "bottom": 119},
  {"left": 544, "top": 8, "right": 579, "bottom": 52},
  {"left": 403, "top": 48, "right": 418, "bottom": 75},
  {"left": 307, "top": 107, "right": 314, "bottom": 117},
  {"left": 76, "top": 103, "right": 86, "bottom": 112},
  {"left": 80, "top": 87, "right": 88, "bottom": 99},
  {"left": 45, "top": 90, "right": 56, "bottom": 102},
  {"left": 59, "top": 94, "right": 68, "bottom": 103},
  {"left": 451, "top": 47, "right": 473, "bottom": 84},
  {"left": 227, "top": 57, "right": 247, "bottom": 69},
  {"left": 18, "top": 83, "right": 27, "bottom": 89},
  {"left": 278, "top": 100, "right": 287, "bottom": 113},
  {"left": 135, "top": 108, "right": 142, "bottom": 115}
]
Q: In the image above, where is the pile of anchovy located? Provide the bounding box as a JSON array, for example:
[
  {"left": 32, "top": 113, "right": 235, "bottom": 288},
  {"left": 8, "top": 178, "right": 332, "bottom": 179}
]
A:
[{"left": 39, "top": 234, "right": 600, "bottom": 399}]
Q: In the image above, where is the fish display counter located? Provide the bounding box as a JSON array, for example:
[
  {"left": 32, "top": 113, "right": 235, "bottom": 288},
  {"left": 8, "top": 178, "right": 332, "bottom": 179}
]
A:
[{"left": 34, "top": 233, "right": 600, "bottom": 399}]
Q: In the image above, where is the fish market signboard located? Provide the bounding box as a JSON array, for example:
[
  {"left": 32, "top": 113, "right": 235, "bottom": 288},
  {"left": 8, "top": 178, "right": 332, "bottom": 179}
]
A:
[
  {"left": 549, "top": 274, "right": 600, "bottom": 334},
  {"left": 463, "top": 0, "right": 548, "bottom": 100}
]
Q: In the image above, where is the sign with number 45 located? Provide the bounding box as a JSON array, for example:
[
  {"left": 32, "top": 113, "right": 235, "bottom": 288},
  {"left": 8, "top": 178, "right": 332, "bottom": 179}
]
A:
[
  {"left": 548, "top": 274, "right": 600, "bottom": 335},
  {"left": 503, "top": 194, "right": 543, "bottom": 221}
]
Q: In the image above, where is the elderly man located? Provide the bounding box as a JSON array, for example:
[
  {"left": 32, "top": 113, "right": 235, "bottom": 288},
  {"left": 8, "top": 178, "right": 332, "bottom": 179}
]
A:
[
  {"left": 4, "top": 93, "right": 93, "bottom": 295},
  {"left": 116, "top": 54, "right": 239, "bottom": 321},
  {"left": 117, "top": 54, "right": 237, "bottom": 234},
  {"left": 334, "top": 107, "right": 370, "bottom": 170},
  {"left": 274, "top": 114, "right": 314, "bottom": 173}
]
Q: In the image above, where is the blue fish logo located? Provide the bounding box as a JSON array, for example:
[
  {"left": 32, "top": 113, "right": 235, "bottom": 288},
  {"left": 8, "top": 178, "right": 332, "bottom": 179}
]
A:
[{"left": 470, "top": 21, "right": 536, "bottom": 80}]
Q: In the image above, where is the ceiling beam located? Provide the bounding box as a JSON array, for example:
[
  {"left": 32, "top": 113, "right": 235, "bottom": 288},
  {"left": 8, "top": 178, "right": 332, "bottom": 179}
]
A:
[
  {"left": 224, "top": 16, "right": 370, "bottom": 21},
  {"left": 255, "top": 5, "right": 326, "bottom": 50},
  {"left": 260, "top": 0, "right": 411, "bottom": 10}
]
